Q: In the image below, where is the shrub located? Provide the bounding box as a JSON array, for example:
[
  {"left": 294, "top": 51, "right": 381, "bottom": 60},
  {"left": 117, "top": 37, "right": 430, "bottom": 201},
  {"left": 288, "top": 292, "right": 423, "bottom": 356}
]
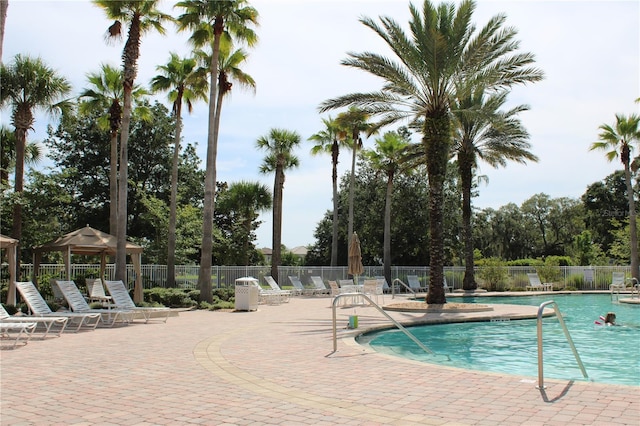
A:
[{"left": 477, "top": 258, "right": 508, "bottom": 291}]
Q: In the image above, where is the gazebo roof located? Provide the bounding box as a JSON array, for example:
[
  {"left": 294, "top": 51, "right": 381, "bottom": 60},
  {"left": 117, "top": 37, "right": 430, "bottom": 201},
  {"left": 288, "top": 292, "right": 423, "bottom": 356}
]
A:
[
  {"left": 33, "top": 225, "right": 142, "bottom": 256},
  {"left": 0, "top": 234, "right": 18, "bottom": 249}
]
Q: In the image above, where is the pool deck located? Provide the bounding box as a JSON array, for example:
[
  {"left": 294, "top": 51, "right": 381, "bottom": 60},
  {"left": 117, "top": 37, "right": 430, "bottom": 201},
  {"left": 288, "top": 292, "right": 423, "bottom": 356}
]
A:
[{"left": 1, "top": 293, "right": 639, "bottom": 425}]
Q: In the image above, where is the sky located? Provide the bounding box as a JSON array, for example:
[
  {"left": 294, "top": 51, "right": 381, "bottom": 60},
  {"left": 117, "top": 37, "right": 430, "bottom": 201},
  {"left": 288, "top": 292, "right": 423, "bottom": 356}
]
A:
[{"left": 2, "top": 0, "right": 639, "bottom": 250}]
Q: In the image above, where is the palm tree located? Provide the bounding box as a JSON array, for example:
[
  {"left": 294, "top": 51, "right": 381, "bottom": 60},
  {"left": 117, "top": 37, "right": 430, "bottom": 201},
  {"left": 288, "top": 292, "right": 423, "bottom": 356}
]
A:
[
  {"left": 176, "top": 0, "right": 259, "bottom": 303},
  {"left": 0, "top": 0, "right": 7, "bottom": 62},
  {"left": 93, "top": 0, "right": 170, "bottom": 284},
  {"left": 319, "top": 0, "right": 543, "bottom": 303},
  {"left": 220, "top": 181, "right": 272, "bottom": 266},
  {"left": 335, "top": 107, "right": 375, "bottom": 249},
  {"left": 79, "top": 63, "right": 150, "bottom": 235},
  {"left": 0, "top": 125, "right": 42, "bottom": 189},
  {"left": 256, "top": 128, "right": 301, "bottom": 280},
  {"left": 150, "top": 53, "right": 208, "bottom": 288},
  {"left": 308, "top": 116, "right": 348, "bottom": 266},
  {"left": 590, "top": 113, "right": 640, "bottom": 280},
  {"left": 452, "top": 89, "right": 537, "bottom": 290},
  {"left": 363, "top": 131, "right": 409, "bottom": 287},
  {"left": 0, "top": 54, "right": 71, "bottom": 277}
]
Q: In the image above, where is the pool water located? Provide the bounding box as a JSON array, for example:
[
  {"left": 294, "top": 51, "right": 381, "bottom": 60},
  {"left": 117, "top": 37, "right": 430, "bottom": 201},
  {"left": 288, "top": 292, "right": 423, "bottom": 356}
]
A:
[{"left": 360, "top": 294, "right": 640, "bottom": 386}]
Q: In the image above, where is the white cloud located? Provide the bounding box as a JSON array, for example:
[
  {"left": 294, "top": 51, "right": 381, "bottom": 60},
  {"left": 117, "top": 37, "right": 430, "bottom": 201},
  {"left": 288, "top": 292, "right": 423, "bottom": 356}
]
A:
[{"left": 3, "top": 0, "right": 638, "bottom": 249}]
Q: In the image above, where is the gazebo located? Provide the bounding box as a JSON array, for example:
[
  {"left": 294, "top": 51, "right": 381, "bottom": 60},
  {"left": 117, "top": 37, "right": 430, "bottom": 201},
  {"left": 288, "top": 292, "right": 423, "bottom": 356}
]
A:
[
  {"left": 32, "top": 226, "right": 144, "bottom": 303},
  {"left": 0, "top": 234, "right": 18, "bottom": 305}
]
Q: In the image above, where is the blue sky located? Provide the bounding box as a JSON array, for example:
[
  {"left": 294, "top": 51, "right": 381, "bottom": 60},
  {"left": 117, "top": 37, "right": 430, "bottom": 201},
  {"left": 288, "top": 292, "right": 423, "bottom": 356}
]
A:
[{"left": 3, "top": 0, "right": 639, "bottom": 249}]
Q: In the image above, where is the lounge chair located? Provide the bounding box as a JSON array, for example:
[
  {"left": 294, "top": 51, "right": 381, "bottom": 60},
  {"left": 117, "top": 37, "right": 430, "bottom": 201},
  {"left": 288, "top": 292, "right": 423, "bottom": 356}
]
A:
[
  {"left": 0, "top": 303, "right": 68, "bottom": 339},
  {"left": 0, "top": 321, "right": 36, "bottom": 349},
  {"left": 104, "top": 280, "right": 171, "bottom": 323},
  {"left": 86, "top": 278, "right": 113, "bottom": 306},
  {"left": 309, "top": 276, "right": 330, "bottom": 295},
  {"left": 526, "top": 273, "right": 553, "bottom": 291},
  {"left": 374, "top": 276, "right": 391, "bottom": 293},
  {"left": 15, "top": 281, "right": 101, "bottom": 332},
  {"left": 288, "top": 276, "right": 316, "bottom": 296},
  {"left": 407, "top": 275, "right": 427, "bottom": 292},
  {"left": 362, "top": 279, "right": 384, "bottom": 305},
  {"left": 328, "top": 280, "right": 340, "bottom": 297},
  {"left": 54, "top": 280, "right": 134, "bottom": 327},
  {"left": 263, "top": 276, "right": 291, "bottom": 302},
  {"left": 609, "top": 272, "right": 627, "bottom": 291}
]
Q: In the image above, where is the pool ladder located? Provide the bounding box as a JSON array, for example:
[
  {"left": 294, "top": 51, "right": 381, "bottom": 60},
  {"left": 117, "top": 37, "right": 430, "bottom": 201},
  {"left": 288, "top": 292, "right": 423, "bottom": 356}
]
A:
[
  {"left": 536, "top": 300, "right": 588, "bottom": 389},
  {"left": 330, "top": 292, "right": 446, "bottom": 359}
]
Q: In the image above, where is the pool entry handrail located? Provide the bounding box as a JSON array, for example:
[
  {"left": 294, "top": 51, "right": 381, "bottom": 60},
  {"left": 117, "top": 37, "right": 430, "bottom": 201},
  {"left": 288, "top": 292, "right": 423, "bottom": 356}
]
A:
[
  {"left": 391, "top": 278, "right": 415, "bottom": 299},
  {"left": 331, "top": 292, "right": 444, "bottom": 359},
  {"left": 536, "top": 300, "right": 588, "bottom": 389}
]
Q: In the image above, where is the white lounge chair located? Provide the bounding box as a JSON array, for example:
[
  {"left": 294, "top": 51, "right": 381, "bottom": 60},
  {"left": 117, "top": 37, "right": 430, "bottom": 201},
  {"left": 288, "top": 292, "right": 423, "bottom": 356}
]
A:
[
  {"left": 526, "top": 273, "right": 553, "bottom": 291},
  {"left": 609, "top": 272, "right": 627, "bottom": 291},
  {"left": 54, "top": 280, "right": 134, "bottom": 327},
  {"left": 407, "top": 275, "right": 427, "bottom": 292},
  {"left": 263, "top": 276, "right": 291, "bottom": 303},
  {"left": 374, "top": 276, "right": 391, "bottom": 293},
  {"left": 104, "top": 280, "right": 171, "bottom": 323},
  {"left": 0, "top": 303, "right": 68, "bottom": 339},
  {"left": 0, "top": 321, "right": 36, "bottom": 349},
  {"left": 362, "top": 279, "right": 384, "bottom": 305},
  {"left": 86, "top": 278, "right": 113, "bottom": 306},
  {"left": 309, "top": 276, "right": 330, "bottom": 295},
  {"left": 288, "top": 276, "right": 316, "bottom": 296},
  {"left": 15, "top": 281, "right": 101, "bottom": 332}
]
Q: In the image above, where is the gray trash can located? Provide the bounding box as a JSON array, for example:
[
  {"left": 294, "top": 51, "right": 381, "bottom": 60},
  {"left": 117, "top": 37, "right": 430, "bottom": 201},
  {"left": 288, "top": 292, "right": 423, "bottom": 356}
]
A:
[{"left": 235, "top": 277, "right": 259, "bottom": 311}]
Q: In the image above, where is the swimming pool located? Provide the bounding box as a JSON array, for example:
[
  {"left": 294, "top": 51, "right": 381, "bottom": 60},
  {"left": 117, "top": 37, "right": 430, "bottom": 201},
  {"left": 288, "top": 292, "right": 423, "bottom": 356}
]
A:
[{"left": 359, "top": 294, "right": 640, "bottom": 386}]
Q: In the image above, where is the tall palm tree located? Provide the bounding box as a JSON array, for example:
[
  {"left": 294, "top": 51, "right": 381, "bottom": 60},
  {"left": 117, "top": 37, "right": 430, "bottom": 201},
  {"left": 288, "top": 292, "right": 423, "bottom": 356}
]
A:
[
  {"left": 93, "top": 0, "right": 170, "bottom": 284},
  {"left": 335, "top": 107, "right": 375, "bottom": 249},
  {"left": 79, "top": 63, "right": 150, "bottom": 235},
  {"left": 363, "top": 131, "right": 409, "bottom": 287},
  {"left": 0, "top": 54, "right": 71, "bottom": 276},
  {"left": 256, "top": 128, "right": 301, "bottom": 280},
  {"left": 0, "top": 0, "right": 7, "bottom": 62},
  {"left": 150, "top": 53, "right": 208, "bottom": 288},
  {"left": 319, "top": 0, "right": 543, "bottom": 303},
  {"left": 308, "top": 116, "right": 348, "bottom": 266},
  {"left": 452, "top": 89, "right": 537, "bottom": 290},
  {"left": 0, "top": 125, "right": 42, "bottom": 189},
  {"left": 220, "top": 181, "right": 272, "bottom": 266},
  {"left": 176, "top": 0, "right": 258, "bottom": 303},
  {"left": 591, "top": 113, "right": 640, "bottom": 280}
]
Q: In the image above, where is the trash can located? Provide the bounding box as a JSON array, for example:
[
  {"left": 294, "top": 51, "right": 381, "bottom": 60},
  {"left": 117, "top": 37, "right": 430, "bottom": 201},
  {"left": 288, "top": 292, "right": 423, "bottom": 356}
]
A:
[{"left": 235, "top": 277, "right": 259, "bottom": 311}]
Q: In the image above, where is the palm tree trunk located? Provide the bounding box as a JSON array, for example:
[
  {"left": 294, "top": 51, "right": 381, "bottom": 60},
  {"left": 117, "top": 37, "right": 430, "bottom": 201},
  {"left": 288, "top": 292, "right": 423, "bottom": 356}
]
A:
[
  {"left": 0, "top": 0, "right": 8, "bottom": 62},
  {"left": 424, "top": 111, "right": 450, "bottom": 304},
  {"left": 166, "top": 99, "right": 183, "bottom": 288},
  {"left": 271, "top": 168, "right": 284, "bottom": 280},
  {"left": 11, "top": 125, "right": 25, "bottom": 280},
  {"left": 383, "top": 173, "right": 393, "bottom": 287},
  {"left": 330, "top": 142, "right": 339, "bottom": 266},
  {"left": 109, "top": 131, "right": 118, "bottom": 235},
  {"left": 459, "top": 154, "right": 477, "bottom": 290},
  {"left": 348, "top": 143, "right": 356, "bottom": 250},
  {"left": 624, "top": 162, "right": 639, "bottom": 279},
  {"left": 198, "top": 27, "right": 223, "bottom": 304}
]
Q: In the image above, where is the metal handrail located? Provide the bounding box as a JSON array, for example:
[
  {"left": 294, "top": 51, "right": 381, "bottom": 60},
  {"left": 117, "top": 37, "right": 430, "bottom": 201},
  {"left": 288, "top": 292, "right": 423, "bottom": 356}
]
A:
[
  {"left": 331, "top": 292, "right": 447, "bottom": 360},
  {"left": 536, "top": 300, "right": 588, "bottom": 389},
  {"left": 391, "top": 278, "right": 415, "bottom": 299}
]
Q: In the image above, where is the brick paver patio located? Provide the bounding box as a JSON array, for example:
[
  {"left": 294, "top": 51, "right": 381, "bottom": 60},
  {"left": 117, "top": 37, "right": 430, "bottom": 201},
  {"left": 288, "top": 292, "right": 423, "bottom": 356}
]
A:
[{"left": 1, "top": 295, "right": 638, "bottom": 425}]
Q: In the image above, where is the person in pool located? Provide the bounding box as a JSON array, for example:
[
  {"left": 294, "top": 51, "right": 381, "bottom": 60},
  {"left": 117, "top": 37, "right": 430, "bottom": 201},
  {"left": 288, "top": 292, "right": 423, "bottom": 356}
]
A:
[{"left": 604, "top": 312, "right": 616, "bottom": 326}]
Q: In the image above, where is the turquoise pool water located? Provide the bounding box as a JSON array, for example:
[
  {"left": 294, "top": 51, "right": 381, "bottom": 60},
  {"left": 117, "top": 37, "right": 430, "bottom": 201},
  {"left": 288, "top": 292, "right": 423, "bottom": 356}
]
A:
[{"left": 360, "top": 294, "right": 640, "bottom": 386}]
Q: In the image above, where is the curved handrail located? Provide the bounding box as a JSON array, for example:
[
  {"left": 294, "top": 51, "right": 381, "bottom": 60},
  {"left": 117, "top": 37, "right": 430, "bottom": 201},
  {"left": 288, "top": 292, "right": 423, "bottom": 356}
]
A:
[
  {"left": 391, "top": 278, "right": 415, "bottom": 299},
  {"left": 331, "top": 292, "right": 448, "bottom": 360},
  {"left": 536, "top": 300, "right": 588, "bottom": 389}
]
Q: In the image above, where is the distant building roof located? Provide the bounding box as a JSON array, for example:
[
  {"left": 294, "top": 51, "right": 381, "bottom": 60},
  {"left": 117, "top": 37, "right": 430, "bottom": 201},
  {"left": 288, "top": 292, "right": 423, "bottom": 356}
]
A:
[{"left": 290, "top": 246, "right": 308, "bottom": 256}]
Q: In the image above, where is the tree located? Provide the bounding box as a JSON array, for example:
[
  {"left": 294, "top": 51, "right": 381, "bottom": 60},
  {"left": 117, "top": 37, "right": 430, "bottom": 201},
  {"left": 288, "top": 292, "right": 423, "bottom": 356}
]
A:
[
  {"left": 93, "top": 0, "right": 170, "bottom": 286},
  {"left": 452, "top": 89, "right": 537, "bottom": 290},
  {"left": 335, "top": 107, "right": 374, "bottom": 250},
  {"left": 176, "top": 0, "right": 258, "bottom": 303},
  {"left": 0, "top": 0, "right": 7, "bottom": 62},
  {"left": 319, "top": 0, "right": 543, "bottom": 303},
  {"left": 79, "top": 63, "right": 150, "bottom": 234},
  {"left": 308, "top": 116, "right": 348, "bottom": 267},
  {"left": 216, "top": 181, "right": 271, "bottom": 266},
  {"left": 0, "top": 125, "right": 42, "bottom": 189},
  {"left": 363, "top": 131, "right": 409, "bottom": 287},
  {"left": 256, "top": 128, "right": 301, "bottom": 280},
  {"left": 150, "top": 53, "right": 208, "bottom": 287},
  {"left": 590, "top": 113, "right": 640, "bottom": 279},
  {"left": 0, "top": 54, "right": 71, "bottom": 277}
]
